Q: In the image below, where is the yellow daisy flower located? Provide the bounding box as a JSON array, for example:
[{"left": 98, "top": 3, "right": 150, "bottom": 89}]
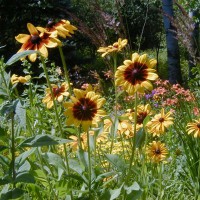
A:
[
  {"left": 115, "top": 53, "right": 158, "bottom": 94},
  {"left": 38, "top": 19, "right": 77, "bottom": 38},
  {"left": 146, "top": 108, "right": 173, "bottom": 137},
  {"left": 126, "top": 104, "right": 152, "bottom": 130},
  {"left": 146, "top": 141, "right": 168, "bottom": 163},
  {"left": 186, "top": 118, "right": 200, "bottom": 138},
  {"left": 11, "top": 74, "right": 31, "bottom": 85},
  {"left": 42, "top": 82, "right": 69, "bottom": 109},
  {"left": 15, "top": 23, "right": 61, "bottom": 62},
  {"left": 63, "top": 89, "right": 106, "bottom": 131},
  {"left": 68, "top": 134, "right": 87, "bottom": 151},
  {"left": 97, "top": 38, "right": 127, "bottom": 57}
]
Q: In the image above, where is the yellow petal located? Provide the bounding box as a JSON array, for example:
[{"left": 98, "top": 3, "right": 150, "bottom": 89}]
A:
[
  {"left": 15, "top": 34, "right": 30, "bottom": 43},
  {"left": 27, "top": 23, "right": 38, "bottom": 35},
  {"left": 39, "top": 45, "right": 48, "bottom": 58}
]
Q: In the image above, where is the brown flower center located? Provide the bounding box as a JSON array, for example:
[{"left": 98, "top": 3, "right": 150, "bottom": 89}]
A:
[
  {"left": 31, "top": 35, "right": 41, "bottom": 44},
  {"left": 155, "top": 149, "right": 161, "bottom": 154},
  {"left": 53, "top": 87, "right": 64, "bottom": 97},
  {"left": 159, "top": 117, "right": 164, "bottom": 123},
  {"left": 124, "top": 62, "right": 148, "bottom": 85},
  {"left": 137, "top": 112, "right": 147, "bottom": 124},
  {"left": 197, "top": 123, "right": 200, "bottom": 128},
  {"left": 73, "top": 97, "right": 97, "bottom": 121}
]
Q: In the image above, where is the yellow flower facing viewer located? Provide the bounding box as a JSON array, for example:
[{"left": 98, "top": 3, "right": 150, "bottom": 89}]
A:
[
  {"left": 11, "top": 74, "right": 31, "bottom": 85},
  {"left": 39, "top": 19, "right": 77, "bottom": 38},
  {"left": 146, "top": 108, "right": 173, "bottom": 137},
  {"left": 186, "top": 118, "right": 200, "bottom": 138},
  {"left": 64, "top": 88, "right": 106, "bottom": 131},
  {"left": 115, "top": 53, "right": 158, "bottom": 94},
  {"left": 42, "top": 82, "right": 69, "bottom": 109},
  {"left": 15, "top": 23, "right": 61, "bottom": 62},
  {"left": 97, "top": 38, "right": 127, "bottom": 57},
  {"left": 146, "top": 141, "right": 168, "bottom": 163}
]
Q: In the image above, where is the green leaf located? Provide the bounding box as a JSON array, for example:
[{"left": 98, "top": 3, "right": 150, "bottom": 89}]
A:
[
  {"left": 15, "top": 148, "right": 36, "bottom": 166},
  {"left": 95, "top": 171, "right": 116, "bottom": 182},
  {"left": 42, "top": 152, "right": 66, "bottom": 171},
  {"left": 0, "top": 188, "right": 24, "bottom": 200},
  {"left": 15, "top": 100, "right": 26, "bottom": 129},
  {"left": 15, "top": 172, "right": 35, "bottom": 184},
  {"left": 19, "top": 134, "right": 72, "bottom": 147},
  {"left": 0, "top": 155, "right": 10, "bottom": 167},
  {"left": 0, "top": 177, "right": 12, "bottom": 185},
  {"left": 135, "top": 128, "right": 145, "bottom": 148},
  {"left": 125, "top": 182, "right": 142, "bottom": 200},
  {"left": 0, "top": 145, "right": 8, "bottom": 152},
  {"left": 5, "top": 50, "right": 37, "bottom": 66},
  {"left": 16, "top": 160, "right": 31, "bottom": 174},
  {"left": 105, "top": 154, "right": 126, "bottom": 174},
  {"left": 110, "top": 184, "right": 124, "bottom": 200},
  {"left": 33, "top": 169, "right": 49, "bottom": 187},
  {"left": 0, "top": 100, "right": 19, "bottom": 116}
]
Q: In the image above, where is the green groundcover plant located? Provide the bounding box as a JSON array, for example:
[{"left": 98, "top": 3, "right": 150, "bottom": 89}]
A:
[{"left": 0, "top": 18, "right": 200, "bottom": 200}]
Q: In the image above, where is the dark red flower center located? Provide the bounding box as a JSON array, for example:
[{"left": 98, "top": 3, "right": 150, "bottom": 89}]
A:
[
  {"left": 197, "top": 123, "right": 200, "bottom": 128},
  {"left": 124, "top": 62, "right": 148, "bottom": 85},
  {"left": 159, "top": 118, "right": 164, "bottom": 123},
  {"left": 137, "top": 112, "right": 147, "bottom": 124},
  {"left": 52, "top": 87, "right": 64, "bottom": 97},
  {"left": 73, "top": 97, "right": 97, "bottom": 121},
  {"left": 31, "top": 35, "right": 41, "bottom": 44},
  {"left": 155, "top": 149, "right": 161, "bottom": 154}
]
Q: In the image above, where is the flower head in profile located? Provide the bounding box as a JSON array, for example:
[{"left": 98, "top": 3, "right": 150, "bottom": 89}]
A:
[
  {"left": 42, "top": 82, "right": 69, "bottom": 109},
  {"left": 115, "top": 53, "right": 158, "bottom": 94},
  {"left": 15, "top": 23, "right": 61, "bottom": 62},
  {"left": 186, "top": 118, "right": 200, "bottom": 138},
  {"left": 37, "top": 19, "right": 77, "bottom": 39},
  {"left": 146, "top": 141, "right": 168, "bottom": 163},
  {"left": 11, "top": 74, "right": 31, "bottom": 85},
  {"left": 146, "top": 108, "right": 173, "bottom": 137},
  {"left": 97, "top": 38, "right": 127, "bottom": 57},
  {"left": 63, "top": 88, "right": 106, "bottom": 131}
]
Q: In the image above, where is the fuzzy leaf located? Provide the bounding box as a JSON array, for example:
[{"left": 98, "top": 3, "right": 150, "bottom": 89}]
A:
[
  {"left": 6, "top": 50, "right": 37, "bottom": 66},
  {"left": 19, "top": 134, "right": 71, "bottom": 147}
]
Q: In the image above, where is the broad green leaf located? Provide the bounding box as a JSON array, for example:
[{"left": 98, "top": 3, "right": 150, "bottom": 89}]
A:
[
  {"left": 5, "top": 50, "right": 37, "bottom": 66},
  {"left": 15, "top": 172, "right": 35, "bottom": 184},
  {"left": 135, "top": 128, "right": 145, "bottom": 148},
  {"left": 0, "top": 155, "right": 10, "bottom": 167},
  {"left": 16, "top": 160, "right": 31, "bottom": 174},
  {"left": 0, "top": 177, "right": 11, "bottom": 185},
  {"left": 19, "top": 134, "right": 71, "bottom": 147},
  {"left": 110, "top": 184, "right": 124, "bottom": 200},
  {"left": 42, "top": 152, "right": 66, "bottom": 171},
  {"left": 0, "top": 99, "right": 19, "bottom": 116},
  {"left": 105, "top": 154, "right": 126, "bottom": 174},
  {"left": 15, "top": 148, "right": 36, "bottom": 166},
  {"left": 33, "top": 169, "right": 49, "bottom": 187},
  {"left": 0, "top": 188, "right": 24, "bottom": 200},
  {"left": 15, "top": 100, "right": 26, "bottom": 129},
  {"left": 125, "top": 182, "right": 142, "bottom": 200}
]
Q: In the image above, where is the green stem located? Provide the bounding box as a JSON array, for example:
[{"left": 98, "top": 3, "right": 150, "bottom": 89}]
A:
[
  {"left": 40, "top": 56, "right": 73, "bottom": 199},
  {"left": 110, "top": 54, "right": 118, "bottom": 154},
  {"left": 11, "top": 112, "right": 16, "bottom": 188},
  {"left": 87, "top": 131, "right": 92, "bottom": 198},
  {"left": 58, "top": 46, "right": 72, "bottom": 94},
  {"left": 125, "top": 92, "right": 138, "bottom": 183}
]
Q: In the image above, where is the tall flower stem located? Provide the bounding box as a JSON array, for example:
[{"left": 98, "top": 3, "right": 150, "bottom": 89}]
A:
[
  {"left": 11, "top": 112, "right": 16, "bottom": 188},
  {"left": 87, "top": 131, "right": 92, "bottom": 198},
  {"left": 40, "top": 56, "right": 73, "bottom": 199},
  {"left": 125, "top": 92, "right": 138, "bottom": 182},
  {"left": 58, "top": 46, "right": 72, "bottom": 94},
  {"left": 110, "top": 54, "right": 118, "bottom": 154}
]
